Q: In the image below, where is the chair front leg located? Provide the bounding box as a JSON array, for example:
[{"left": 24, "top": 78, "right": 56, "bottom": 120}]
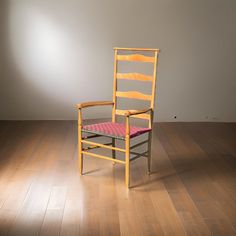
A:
[
  {"left": 125, "top": 116, "right": 130, "bottom": 188},
  {"left": 78, "top": 108, "right": 83, "bottom": 175}
]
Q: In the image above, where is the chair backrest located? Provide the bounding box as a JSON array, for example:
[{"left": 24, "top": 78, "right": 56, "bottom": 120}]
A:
[{"left": 112, "top": 47, "right": 160, "bottom": 128}]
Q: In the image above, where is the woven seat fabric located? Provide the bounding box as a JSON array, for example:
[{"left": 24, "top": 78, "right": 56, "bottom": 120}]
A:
[{"left": 82, "top": 122, "right": 151, "bottom": 139}]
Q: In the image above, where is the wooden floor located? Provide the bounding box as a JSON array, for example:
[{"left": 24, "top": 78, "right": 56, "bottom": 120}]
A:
[{"left": 0, "top": 121, "right": 236, "bottom": 236}]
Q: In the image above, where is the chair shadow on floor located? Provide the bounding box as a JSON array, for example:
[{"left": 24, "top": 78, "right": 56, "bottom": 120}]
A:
[{"left": 129, "top": 152, "right": 236, "bottom": 191}]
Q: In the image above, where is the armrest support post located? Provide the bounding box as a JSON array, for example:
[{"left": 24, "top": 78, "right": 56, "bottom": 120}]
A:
[{"left": 125, "top": 116, "right": 130, "bottom": 136}]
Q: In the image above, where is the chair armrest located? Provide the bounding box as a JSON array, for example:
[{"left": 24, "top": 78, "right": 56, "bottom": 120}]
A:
[
  {"left": 124, "top": 108, "right": 152, "bottom": 117},
  {"left": 76, "top": 101, "right": 114, "bottom": 109}
]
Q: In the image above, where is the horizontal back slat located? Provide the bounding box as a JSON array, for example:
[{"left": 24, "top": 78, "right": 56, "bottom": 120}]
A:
[
  {"left": 116, "top": 91, "right": 152, "bottom": 101},
  {"left": 117, "top": 54, "right": 155, "bottom": 63},
  {"left": 117, "top": 73, "right": 153, "bottom": 82},
  {"left": 116, "top": 109, "right": 150, "bottom": 120}
]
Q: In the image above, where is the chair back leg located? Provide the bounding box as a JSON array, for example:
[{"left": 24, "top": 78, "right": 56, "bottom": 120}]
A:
[
  {"left": 147, "top": 132, "right": 152, "bottom": 174},
  {"left": 112, "top": 138, "right": 116, "bottom": 165}
]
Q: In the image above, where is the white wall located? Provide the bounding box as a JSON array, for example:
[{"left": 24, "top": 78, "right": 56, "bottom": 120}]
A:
[{"left": 0, "top": 0, "right": 236, "bottom": 121}]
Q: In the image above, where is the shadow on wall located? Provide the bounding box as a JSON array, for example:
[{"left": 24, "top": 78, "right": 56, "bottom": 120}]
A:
[{"left": 0, "top": 0, "right": 113, "bottom": 120}]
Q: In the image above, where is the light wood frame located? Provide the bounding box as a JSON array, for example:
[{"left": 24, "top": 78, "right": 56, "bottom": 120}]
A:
[{"left": 77, "top": 47, "right": 160, "bottom": 188}]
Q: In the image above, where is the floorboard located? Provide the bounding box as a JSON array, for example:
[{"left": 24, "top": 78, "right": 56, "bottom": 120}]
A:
[{"left": 0, "top": 121, "right": 235, "bottom": 236}]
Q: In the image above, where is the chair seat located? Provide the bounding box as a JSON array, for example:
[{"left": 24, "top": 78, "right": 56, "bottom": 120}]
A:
[{"left": 82, "top": 122, "right": 151, "bottom": 139}]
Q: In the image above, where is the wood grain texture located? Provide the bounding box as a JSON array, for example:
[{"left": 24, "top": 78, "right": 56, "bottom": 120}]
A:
[{"left": 0, "top": 121, "right": 235, "bottom": 236}]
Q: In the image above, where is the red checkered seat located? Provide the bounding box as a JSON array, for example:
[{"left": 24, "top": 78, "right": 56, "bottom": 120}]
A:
[{"left": 82, "top": 122, "right": 151, "bottom": 139}]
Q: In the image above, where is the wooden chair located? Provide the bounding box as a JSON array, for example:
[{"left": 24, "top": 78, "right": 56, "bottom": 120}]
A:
[{"left": 76, "top": 47, "right": 160, "bottom": 188}]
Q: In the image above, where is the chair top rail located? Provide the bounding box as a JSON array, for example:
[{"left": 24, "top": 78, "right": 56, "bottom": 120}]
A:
[{"left": 114, "top": 47, "right": 160, "bottom": 52}]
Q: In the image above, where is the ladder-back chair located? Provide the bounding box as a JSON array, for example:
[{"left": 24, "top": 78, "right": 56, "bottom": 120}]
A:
[{"left": 76, "top": 47, "right": 160, "bottom": 188}]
